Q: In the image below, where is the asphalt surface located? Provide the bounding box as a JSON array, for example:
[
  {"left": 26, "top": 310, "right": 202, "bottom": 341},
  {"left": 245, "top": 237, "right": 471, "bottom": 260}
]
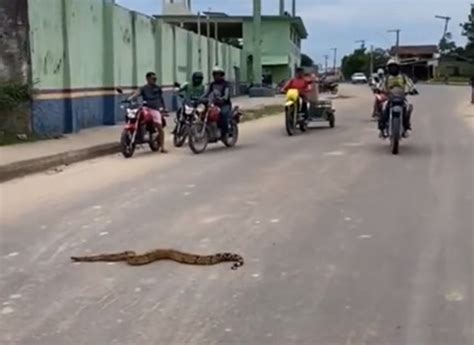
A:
[{"left": 1, "top": 85, "right": 473, "bottom": 345}]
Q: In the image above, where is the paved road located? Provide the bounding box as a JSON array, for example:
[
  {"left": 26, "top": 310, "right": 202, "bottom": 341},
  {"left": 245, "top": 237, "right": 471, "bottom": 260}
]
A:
[{"left": 1, "top": 85, "right": 472, "bottom": 345}]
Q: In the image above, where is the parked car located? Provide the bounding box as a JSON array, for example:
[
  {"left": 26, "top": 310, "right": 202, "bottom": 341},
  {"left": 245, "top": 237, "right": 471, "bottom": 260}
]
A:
[{"left": 351, "top": 72, "right": 368, "bottom": 84}]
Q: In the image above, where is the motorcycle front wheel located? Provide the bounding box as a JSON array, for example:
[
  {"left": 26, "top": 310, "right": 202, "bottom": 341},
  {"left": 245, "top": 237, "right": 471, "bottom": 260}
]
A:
[
  {"left": 285, "top": 106, "right": 296, "bottom": 136},
  {"left": 120, "top": 130, "right": 136, "bottom": 158},
  {"left": 173, "top": 122, "right": 188, "bottom": 147},
  {"left": 188, "top": 122, "right": 209, "bottom": 154},
  {"left": 391, "top": 117, "right": 401, "bottom": 155}
]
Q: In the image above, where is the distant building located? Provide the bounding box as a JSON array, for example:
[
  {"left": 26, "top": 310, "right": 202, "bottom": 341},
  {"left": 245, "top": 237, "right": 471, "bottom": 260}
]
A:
[
  {"left": 390, "top": 45, "right": 439, "bottom": 80},
  {"left": 155, "top": 13, "right": 308, "bottom": 87}
]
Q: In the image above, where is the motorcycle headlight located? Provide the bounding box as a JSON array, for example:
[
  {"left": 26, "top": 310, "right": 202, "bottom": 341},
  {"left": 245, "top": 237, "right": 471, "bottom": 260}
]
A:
[
  {"left": 196, "top": 104, "right": 206, "bottom": 113},
  {"left": 127, "top": 109, "right": 137, "bottom": 119},
  {"left": 184, "top": 105, "right": 194, "bottom": 115}
]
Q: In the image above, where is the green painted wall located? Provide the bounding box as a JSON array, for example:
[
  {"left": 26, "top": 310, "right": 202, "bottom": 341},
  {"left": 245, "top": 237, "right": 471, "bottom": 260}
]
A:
[
  {"left": 27, "top": 0, "right": 243, "bottom": 92},
  {"left": 28, "top": 0, "right": 65, "bottom": 89},
  {"left": 242, "top": 18, "right": 302, "bottom": 83}
]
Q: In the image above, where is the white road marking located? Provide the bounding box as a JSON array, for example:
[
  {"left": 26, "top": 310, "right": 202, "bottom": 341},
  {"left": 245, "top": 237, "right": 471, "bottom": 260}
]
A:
[
  {"left": 6, "top": 252, "right": 19, "bottom": 258},
  {"left": 99, "top": 232, "right": 109, "bottom": 236},
  {"left": 183, "top": 191, "right": 192, "bottom": 196},
  {"left": 342, "top": 142, "right": 362, "bottom": 147},
  {"left": 92, "top": 205, "right": 102, "bottom": 210},
  {"left": 445, "top": 290, "right": 464, "bottom": 302},
  {"left": 344, "top": 217, "right": 352, "bottom": 221},
  {"left": 1, "top": 307, "right": 14, "bottom": 315},
  {"left": 359, "top": 234, "right": 373, "bottom": 239},
  {"left": 9, "top": 294, "right": 21, "bottom": 300},
  {"left": 270, "top": 218, "right": 280, "bottom": 223},
  {"left": 134, "top": 287, "right": 142, "bottom": 293},
  {"left": 323, "top": 150, "right": 345, "bottom": 156},
  {"left": 251, "top": 273, "right": 260, "bottom": 278}
]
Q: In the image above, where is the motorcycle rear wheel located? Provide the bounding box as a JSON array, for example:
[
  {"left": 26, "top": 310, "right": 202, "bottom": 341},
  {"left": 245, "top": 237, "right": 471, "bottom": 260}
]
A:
[{"left": 223, "top": 122, "right": 239, "bottom": 147}]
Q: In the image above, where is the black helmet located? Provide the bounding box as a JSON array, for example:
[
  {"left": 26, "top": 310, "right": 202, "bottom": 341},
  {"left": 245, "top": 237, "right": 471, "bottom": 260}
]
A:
[{"left": 192, "top": 71, "right": 204, "bottom": 85}]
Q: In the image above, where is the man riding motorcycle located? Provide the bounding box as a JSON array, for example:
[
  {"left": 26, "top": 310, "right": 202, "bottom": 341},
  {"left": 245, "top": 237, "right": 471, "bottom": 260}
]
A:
[
  {"left": 128, "top": 71, "right": 168, "bottom": 153},
  {"left": 282, "top": 67, "right": 311, "bottom": 118},
  {"left": 178, "top": 71, "right": 205, "bottom": 101},
  {"left": 379, "top": 58, "right": 417, "bottom": 137},
  {"left": 203, "top": 66, "right": 232, "bottom": 138}
]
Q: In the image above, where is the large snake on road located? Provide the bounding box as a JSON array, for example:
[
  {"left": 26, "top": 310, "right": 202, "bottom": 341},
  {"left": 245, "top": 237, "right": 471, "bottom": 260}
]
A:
[{"left": 71, "top": 249, "right": 244, "bottom": 270}]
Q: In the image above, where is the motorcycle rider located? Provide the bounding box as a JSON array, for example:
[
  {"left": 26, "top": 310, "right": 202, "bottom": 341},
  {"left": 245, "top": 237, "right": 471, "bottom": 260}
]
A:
[
  {"left": 178, "top": 71, "right": 205, "bottom": 101},
  {"left": 379, "top": 58, "right": 417, "bottom": 137},
  {"left": 372, "top": 68, "right": 386, "bottom": 118},
  {"left": 203, "top": 66, "right": 232, "bottom": 138},
  {"left": 174, "top": 72, "right": 205, "bottom": 134},
  {"left": 128, "top": 72, "right": 168, "bottom": 153},
  {"left": 282, "top": 67, "right": 311, "bottom": 118}
]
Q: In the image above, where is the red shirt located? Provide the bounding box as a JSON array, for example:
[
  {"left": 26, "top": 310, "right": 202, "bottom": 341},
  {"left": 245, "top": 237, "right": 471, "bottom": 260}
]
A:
[{"left": 283, "top": 77, "right": 311, "bottom": 95}]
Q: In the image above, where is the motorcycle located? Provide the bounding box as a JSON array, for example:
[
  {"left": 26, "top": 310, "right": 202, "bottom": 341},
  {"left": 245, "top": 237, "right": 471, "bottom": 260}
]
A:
[
  {"left": 173, "top": 96, "right": 198, "bottom": 148},
  {"left": 381, "top": 87, "right": 418, "bottom": 155},
  {"left": 284, "top": 88, "right": 309, "bottom": 136},
  {"left": 319, "top": 77, "right": 339, "bottom": 95},
  {"left": 188, "top": 91, "right": 242, "bottom": 154},
  {"left": 117, "top": 89, "right": 166, "bottom": 158}
]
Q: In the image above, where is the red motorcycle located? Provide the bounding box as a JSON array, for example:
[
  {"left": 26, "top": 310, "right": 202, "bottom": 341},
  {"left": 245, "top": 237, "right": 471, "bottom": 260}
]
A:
[
  {"left": 117, "top": 90, "right": 167, "bottom": 158},
  {"left": 188, "top": 96, "right": 242, "bottom": 154}
]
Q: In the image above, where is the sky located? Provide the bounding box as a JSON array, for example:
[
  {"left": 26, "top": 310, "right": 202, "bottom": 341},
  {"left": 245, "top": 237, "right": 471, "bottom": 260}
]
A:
[{"left": 116, "top": 0, "right": 471, "bottom": 65}]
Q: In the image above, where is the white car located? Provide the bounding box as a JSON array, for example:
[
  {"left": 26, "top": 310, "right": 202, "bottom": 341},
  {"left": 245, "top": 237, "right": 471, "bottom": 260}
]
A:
[{"left": 351, "top": 72, "right": 368, "bottom": 84}]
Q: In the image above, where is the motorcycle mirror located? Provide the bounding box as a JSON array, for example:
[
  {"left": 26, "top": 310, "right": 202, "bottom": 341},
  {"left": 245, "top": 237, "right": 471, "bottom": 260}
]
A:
[
  {"left": 173, "top": 82, "right": 180, "bottom": 88},
  {"left": 116, "top": 88, "right": 123, "bottom": 94}
]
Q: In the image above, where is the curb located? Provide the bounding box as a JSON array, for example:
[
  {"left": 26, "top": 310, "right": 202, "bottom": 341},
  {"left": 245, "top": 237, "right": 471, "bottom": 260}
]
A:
[
  {"left": 0, "top": 104, "right": 283, "bottom": 183},
  {"left": 0, "top": 142, "right": 120, "bottom": 183}
]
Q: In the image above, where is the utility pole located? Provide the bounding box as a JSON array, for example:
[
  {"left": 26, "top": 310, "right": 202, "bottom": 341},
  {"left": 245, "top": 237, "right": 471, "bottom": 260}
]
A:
[
  {"left": 435, "top": 15, "right": 451, "bottom": 38},
  {"left": 387, "top": 29, "right": 401, "bottom": 48},
  {"left": 330, "top": 48, "right": 337, "bottom": 73},
  {"left": 292, "top": 0, "right": 296, "bottom": 16},
  {"left": 252, "top": 0, "right": 262, "bottom": 85},
  {"left": 355, "top": 39, "right": 366, "bottom": 49},
  {"left": 279, "top": 0, "right": 285, "bottom": 16},
  {"left": 323, "top": 55, "right": 329, "bottom": 74}
]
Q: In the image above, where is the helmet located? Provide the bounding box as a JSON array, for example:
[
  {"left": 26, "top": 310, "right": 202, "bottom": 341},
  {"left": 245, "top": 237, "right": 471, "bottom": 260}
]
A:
[
  {"left": 386, "top": 57, "right": 401, "bottom": 76},
  {"left": 377, "top": 68, "right": 385, "bottom": 76},
  {"left": 212, "top": 66, "right": 225, "bottom": 76},
  {"left": 192, "top": 71, "right": 203, "bottom": 85},
  {"left": 386, "top": 58, "right": 400, "bottom": 67}
]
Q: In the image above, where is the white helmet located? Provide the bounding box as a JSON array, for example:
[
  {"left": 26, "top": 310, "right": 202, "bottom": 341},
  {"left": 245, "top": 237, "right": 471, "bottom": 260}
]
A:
[
  {"left": 212, "top": 66, "right": 225, "bottom": 75},
  {"left": 386, "top": 58, "right": 400, "bottom": 67},
  {"left": 377, "top": 68, "right": 385, "bottom": 76}
]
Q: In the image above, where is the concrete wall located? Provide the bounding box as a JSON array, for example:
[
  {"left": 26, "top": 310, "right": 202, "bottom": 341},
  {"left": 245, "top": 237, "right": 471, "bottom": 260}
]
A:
[{"left": 26, "top": 0, "right": 242, "bottom": 135}]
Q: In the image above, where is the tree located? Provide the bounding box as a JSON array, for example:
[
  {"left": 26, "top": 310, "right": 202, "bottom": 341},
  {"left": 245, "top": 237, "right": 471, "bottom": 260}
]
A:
[
  {"left": 341, "top": 47, "right": 388, "bottom": 78},
  {"left": 300, "top": 53, "right": 314, "bottom": 67},
  {"left": 439, "top": 32, "right": 457, "bottom": 56}
]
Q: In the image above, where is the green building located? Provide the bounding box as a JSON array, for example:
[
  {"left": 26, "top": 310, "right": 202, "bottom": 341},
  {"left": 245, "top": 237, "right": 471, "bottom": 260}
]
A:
[{"left": 155, "top": 13, "right": 308, "bottom": 87}]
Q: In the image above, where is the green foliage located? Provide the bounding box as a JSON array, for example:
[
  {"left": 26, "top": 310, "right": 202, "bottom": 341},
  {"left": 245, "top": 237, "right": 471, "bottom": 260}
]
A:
[
  {"left": 0, "top": 82, "right": 33, "bottom": 111},
  {"left": 439, "top": 32, "right": 457, "bottom": 56}
]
